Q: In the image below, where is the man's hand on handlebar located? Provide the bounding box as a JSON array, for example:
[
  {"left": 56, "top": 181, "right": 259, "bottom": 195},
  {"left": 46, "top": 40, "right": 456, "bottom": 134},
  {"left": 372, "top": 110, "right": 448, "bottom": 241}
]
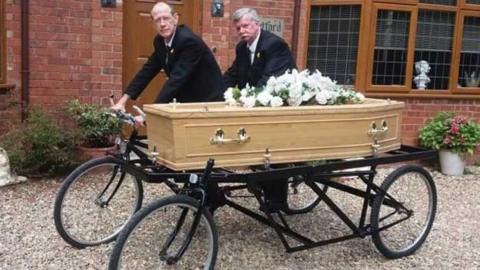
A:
[
  {"left": 109, "top": 94, "right": 146, "bottom": 127},
  {"left": 110, "top": 94, "right": 129, "bottom": 112}
]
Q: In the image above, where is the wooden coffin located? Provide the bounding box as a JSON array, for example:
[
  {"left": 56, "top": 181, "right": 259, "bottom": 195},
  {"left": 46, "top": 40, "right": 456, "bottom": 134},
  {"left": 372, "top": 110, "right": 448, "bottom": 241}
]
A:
[{"left": 143, "top": 98, "right": 404, "bottom": 170}]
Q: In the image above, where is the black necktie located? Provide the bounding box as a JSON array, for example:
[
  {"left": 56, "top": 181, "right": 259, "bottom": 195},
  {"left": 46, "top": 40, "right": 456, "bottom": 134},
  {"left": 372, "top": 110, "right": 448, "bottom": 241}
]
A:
[{"left": 165, "top": 46, "right": 170, "bottom": 65}]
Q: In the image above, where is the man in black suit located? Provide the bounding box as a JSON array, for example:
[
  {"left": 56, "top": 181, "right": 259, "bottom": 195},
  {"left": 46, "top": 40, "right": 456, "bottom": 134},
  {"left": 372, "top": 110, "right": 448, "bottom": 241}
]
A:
[
  {"left": 112, "top": 2, "right": 224, "bottom": 112},
  {"left": 223, "top": 8, "right": 296, "bottom": 89},
  {"left": 223, "top": 9, "right": 296, "bottom": 212}
]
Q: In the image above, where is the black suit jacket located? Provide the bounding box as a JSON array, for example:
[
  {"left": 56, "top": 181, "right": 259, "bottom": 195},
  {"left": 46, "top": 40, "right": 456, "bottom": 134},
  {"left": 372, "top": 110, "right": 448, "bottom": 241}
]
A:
[
  {"left": 125, "top": 25, "right": 224, "bottom": 103},
  {"left": 223, "top": 30, "right": 296, "bottom": 89}
]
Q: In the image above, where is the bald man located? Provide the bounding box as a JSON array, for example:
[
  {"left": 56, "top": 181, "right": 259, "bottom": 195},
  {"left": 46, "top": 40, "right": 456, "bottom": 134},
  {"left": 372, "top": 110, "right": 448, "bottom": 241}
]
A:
[{"left": 112, "top": 2, "right": 224, "bottom": 111}]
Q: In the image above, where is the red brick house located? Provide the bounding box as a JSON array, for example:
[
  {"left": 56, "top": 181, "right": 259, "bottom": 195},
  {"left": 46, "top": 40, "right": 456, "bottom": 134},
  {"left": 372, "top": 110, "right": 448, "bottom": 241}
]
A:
[{"left": 1, "top": 0, "right": 480, "bottom": 146}]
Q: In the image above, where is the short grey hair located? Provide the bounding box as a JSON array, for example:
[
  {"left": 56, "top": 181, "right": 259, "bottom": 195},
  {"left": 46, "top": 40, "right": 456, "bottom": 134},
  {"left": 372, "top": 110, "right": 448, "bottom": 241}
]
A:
[{"left": 232, "top": 8, "right": 260, "bottom": 23}]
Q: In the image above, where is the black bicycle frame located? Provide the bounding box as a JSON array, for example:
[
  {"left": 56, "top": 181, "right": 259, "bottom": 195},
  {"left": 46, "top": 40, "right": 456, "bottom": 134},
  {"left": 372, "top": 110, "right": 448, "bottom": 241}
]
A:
[{"left": 121, "top": 145, "right": 437, "bottom": 253}]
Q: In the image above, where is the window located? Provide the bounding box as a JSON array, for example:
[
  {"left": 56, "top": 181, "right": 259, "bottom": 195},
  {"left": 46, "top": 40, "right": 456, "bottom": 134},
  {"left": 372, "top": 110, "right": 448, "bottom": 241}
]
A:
[
  {"left": 307, "top": 5, "right": 361, "bottom": 85},
  {"left": 372, "top": 10, "right": 411, "bottom": 86},
  {"left": 0, "top": 0, "right": 6, "bottom": 84},
  {"left": 306, "top": 1, "right": 480, "bottom": 96},
  {"left": 458, "top": 15, "right": 480, "bottom": 88},
  {"left": 414, "top": 10, "right": 455, "bottom": 90}
]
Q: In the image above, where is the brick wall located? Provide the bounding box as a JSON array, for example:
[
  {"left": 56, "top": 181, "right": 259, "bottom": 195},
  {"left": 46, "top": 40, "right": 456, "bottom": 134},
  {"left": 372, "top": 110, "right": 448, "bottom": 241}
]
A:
[
  {"left": 0, "top": 0, "right": 21, "bottom": 133},
  {"left": 1, "top": 0, "right": 122, "bottom": 135},
  {"left": 400, "top": 98, "right": 480, "bottom": 146},
  {"left": 27, "top": 0, "right": 122, "bottom": 108}
]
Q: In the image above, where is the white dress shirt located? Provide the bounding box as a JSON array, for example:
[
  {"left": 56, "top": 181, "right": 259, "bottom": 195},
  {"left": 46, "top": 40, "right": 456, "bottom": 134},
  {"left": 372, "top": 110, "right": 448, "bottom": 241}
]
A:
[{"left": 247, "top": 30, "right": 261, "bottom": 64}]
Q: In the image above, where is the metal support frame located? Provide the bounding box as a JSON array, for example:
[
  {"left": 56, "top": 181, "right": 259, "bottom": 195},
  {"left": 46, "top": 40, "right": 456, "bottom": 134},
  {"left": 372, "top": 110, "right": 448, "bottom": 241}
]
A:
[{"left": 119, "top": 145, "right": 436, "bottom": 253}]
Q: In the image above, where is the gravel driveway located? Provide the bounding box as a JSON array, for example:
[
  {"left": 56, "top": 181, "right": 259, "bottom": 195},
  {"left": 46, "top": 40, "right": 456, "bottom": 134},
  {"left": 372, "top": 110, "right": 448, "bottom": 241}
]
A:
[{"left": 1, "top": 165, "right": 479, "bottom": 269}]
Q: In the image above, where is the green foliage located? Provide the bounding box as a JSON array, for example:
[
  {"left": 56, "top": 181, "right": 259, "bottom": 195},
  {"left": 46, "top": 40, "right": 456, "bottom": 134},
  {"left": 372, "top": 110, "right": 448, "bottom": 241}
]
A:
[
  {"left": 419, "top": 112, "right": 480, "bottom": 155},
  {"left": 66, "top": 100, "right": 121, "bottom": 148},
  {"left": 0, "top": 109, "right": 77, "bottom": 175}
]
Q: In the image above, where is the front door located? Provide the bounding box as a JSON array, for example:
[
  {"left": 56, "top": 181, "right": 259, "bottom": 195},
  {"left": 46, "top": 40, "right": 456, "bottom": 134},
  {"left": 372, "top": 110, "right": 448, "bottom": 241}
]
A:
[{"left": 123, "top": 0, "right": 201, "bottom": 115}]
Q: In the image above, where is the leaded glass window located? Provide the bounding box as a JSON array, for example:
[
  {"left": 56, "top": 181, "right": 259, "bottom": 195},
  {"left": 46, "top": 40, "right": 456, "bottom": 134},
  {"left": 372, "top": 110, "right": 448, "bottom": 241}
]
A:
[
  {"left": 414, "top": 10, "right": 455, "bottom": 90},
  {"left": 307, "top": 5, "right": 361, "bottom": 85},
  {"left": 372, "top": 10, "right": 410, "bottom": 85},
  {"left": 459, "top": 16, "right": 480, "bottom": 88}
]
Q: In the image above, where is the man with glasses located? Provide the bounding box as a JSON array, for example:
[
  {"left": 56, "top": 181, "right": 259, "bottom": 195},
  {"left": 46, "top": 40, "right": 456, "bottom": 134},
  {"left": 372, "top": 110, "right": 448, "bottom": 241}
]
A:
[
  {"left": 223, "top": 8, "right": 296, "bottom": 89},
  {"left": 112, "top": 2, "right": 224, "bottom": 113}
]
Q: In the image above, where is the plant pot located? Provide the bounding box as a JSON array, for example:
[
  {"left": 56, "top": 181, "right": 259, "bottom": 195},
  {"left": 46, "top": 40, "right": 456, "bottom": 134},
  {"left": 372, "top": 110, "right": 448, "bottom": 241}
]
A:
[
  {"left": 78, "top": 145, "right": 117, "bottom": 161},
  {"left": 439, "top": 150, "right": 465, "bottom": 176}
]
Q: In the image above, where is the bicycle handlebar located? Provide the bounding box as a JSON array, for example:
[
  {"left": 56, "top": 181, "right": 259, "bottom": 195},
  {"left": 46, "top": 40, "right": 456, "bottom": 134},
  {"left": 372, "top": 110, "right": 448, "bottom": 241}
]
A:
[{"left": 109, "top": 95, "right": 146, "bottom": 126}]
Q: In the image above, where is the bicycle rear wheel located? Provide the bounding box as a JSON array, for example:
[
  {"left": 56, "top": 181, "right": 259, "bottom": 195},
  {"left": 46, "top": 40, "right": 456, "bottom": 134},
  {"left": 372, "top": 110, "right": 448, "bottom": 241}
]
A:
[
  {"left": 109, "top": 195, "right": 218, "bottom": 270},
  {"left": 370, "top": 165, "right": 437, "bottom": 259},
  {"left": 283, "top": 175, "right": 327, "bottom": 215},
  {"left": 53, "top": 156, "right": 143, "bottom": 248}
]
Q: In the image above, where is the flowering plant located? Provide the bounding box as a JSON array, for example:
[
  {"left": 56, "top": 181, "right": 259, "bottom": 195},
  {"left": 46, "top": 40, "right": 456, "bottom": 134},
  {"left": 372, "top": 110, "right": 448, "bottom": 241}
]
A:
[
  {"left": 224, "top": 69, "right": 365, "bottom": 108},
  {"left": 419, "top": 112, "right": 480, "bottom": 155}
]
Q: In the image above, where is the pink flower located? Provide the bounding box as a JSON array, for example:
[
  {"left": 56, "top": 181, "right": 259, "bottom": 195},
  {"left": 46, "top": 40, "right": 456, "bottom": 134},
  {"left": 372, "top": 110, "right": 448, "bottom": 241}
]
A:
[
  {"left": 450, "top": 123, "right": 459, "bottom": 134},
  {"left": 453, "top": 116, "right": 468, "bottom": 125},
  {"left": 443, "top": 136, "right": 451, "bottom": 145}
]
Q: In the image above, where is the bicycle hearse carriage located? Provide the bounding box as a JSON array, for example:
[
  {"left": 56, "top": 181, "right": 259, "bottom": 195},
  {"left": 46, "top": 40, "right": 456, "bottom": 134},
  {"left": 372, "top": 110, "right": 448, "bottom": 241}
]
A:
[{"left": 53, "top": 99, "right": 438, "bottom": 269}]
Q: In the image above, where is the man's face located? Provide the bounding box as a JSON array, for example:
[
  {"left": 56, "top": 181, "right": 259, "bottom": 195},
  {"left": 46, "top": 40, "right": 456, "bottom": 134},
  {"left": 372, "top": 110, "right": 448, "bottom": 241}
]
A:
[
  {"left": 151, "top": 5, "right": 178, "bottom": 41},
  {"left": 234, "top": 16, "right": 260, "bottom": 44}
]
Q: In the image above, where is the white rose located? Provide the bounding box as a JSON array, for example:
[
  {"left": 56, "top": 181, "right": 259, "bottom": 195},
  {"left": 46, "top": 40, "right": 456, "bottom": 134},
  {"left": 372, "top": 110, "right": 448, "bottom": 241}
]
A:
[
  {"left": 226, "top": 98, "right": 238, "bottom": 106},
  {"left": 240, "top": 89, "right": 248, "bottom": 97},
  {"left": 289, "top": 83, "right": 303, "bottom": 98},
  {"left": 270, "top": 96, "right": 284, "bottom": 107},
  {"left": 266, "top": 76, "right": 277, "bottom": 88},
  {"left": 315, "top": 91, "right": 328, "bottom": 105},
  {"left": 355, "top": 92, "right": 365, "bottom": 102},
  {"left": 287, "top": 95, "right": 303, "bottom": 106},
  {"left": 302, "top": 90, "right": 316, "bottom": 102},
  {"left": 224, "top": 88, "right": 233, "bottom": 100},
  {"left": 243, "top": 96, "right": 256, "bottom": 108},
  {"left": 257, "top": 91, "right": 273, "bottom": 106}
]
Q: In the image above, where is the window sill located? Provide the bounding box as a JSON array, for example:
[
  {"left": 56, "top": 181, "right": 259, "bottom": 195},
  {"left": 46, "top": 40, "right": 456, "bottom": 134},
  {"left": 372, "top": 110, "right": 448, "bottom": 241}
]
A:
[
  {"left": 0, "top": 84, "right": 15, "bottom": 95},
  {"left": 365, "top": 91, "right": 480, "bottom": 100}
]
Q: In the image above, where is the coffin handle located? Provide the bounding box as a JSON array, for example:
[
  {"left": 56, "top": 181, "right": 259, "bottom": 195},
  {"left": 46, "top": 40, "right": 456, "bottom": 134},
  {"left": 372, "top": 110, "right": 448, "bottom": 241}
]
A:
[
  {"left": 210, "top": 128, "right": 251, "bottom": 145},
  {"left": 368, "top": 120, "right": 388, "bottom": 138}
]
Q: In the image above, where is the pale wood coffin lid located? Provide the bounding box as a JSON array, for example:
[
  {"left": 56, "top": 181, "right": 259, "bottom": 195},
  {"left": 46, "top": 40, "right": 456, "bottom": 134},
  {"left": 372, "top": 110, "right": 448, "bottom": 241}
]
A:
[{"left": 143, "top": 98, "right": 405, "bottom": 119}]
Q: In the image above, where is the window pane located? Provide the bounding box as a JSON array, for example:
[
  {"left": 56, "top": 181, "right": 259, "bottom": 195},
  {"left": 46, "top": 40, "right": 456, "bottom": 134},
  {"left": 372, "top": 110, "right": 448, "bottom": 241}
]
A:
[
  {"left": 413, "top": 10, "right": 455, "bottom": 90},
  {"left": 373, "top": 10, "right": 410, "bottom": 85},
  {"left": 306, "top": 5, "right": 361, "bottom": 85},
  {"left": 466, "top": 0, "right": 480, "bottom": 4},
  {"left": 419, "top": 0, "right": 456, "bottom": 5},
  {"left": 459, "top": 16, "right": 480, "bottom": 88}
]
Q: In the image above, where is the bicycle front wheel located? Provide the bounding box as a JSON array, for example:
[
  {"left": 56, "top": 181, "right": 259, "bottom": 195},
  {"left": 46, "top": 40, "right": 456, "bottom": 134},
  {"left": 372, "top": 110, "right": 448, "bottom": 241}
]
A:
[
  {"left": 370, "top": 165, "right": 437, "bottom": 259},
  {"left": 53, "top": 156, "right": 143, "bottom": 248},
  {"left": 109, "top": 195, "right": 218, "bottom": 270}
]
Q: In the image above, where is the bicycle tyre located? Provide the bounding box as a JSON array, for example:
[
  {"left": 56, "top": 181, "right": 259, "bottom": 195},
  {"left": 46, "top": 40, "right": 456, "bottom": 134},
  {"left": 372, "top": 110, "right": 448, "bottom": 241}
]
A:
[
  {"left": 53, "top": 156, "right": 143, "bottom": 248},
  {"left": 370, "top": 165, "right": 437, "bottom": 259},
  {"left": 283, "top": 177, "right": 327, "bottom": 215},
  {"left": 109, "top": 195, "right": 218, "bottom": 270}
]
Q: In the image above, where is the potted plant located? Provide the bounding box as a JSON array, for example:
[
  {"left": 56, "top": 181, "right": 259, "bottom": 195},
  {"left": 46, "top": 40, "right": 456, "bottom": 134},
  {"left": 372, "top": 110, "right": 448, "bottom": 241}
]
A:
[
  {"left": 419, "top": 112, "right": 480, "bottom": 175},
  {"left": 66, "top": 99, "right": 121, "bottom": 159}
]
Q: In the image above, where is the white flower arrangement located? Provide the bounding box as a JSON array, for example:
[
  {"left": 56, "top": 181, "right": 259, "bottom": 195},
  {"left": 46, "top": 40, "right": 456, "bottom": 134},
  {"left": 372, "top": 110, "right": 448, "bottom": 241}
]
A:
[{"left": 224, "top": 69, "right": 365, "bottom": 108}]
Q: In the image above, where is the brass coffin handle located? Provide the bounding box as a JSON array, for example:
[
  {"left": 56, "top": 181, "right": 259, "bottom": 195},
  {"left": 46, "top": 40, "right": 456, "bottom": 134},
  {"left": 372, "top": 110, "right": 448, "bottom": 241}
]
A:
[
  {"left": 210, "top": 128, "right": 251, "bottom": 145},
  {"left": 368, "top": 120, "right": 389, "bottom": 137}
]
